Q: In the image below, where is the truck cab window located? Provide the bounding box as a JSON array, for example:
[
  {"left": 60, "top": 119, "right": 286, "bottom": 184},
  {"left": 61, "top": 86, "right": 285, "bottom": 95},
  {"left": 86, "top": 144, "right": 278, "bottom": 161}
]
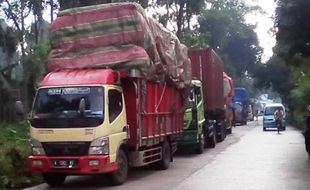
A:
[{"left": 108, "top": 89, "right": 123, "bottom": 123}]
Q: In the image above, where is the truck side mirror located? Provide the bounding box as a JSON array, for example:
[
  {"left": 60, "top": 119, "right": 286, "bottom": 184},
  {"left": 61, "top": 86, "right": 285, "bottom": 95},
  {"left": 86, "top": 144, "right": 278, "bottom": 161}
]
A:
[
  {"left": 79, "top": 98, "right": 86, "bottom": 115},
  {"left": 15, "top": 101, "right": 24, "bottom": 116}
]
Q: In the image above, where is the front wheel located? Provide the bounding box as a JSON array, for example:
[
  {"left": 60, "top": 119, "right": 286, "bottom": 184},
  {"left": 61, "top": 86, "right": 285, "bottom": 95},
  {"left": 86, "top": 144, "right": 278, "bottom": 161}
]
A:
[
  {"left": 43, "top": 173, "right": 66, "bottom": 187},
  {"left": 195, "top": 134, "right": 205, "bottom": 154},
  {"left": 110, "top": 149, "right": 128, "bottom": 185}
]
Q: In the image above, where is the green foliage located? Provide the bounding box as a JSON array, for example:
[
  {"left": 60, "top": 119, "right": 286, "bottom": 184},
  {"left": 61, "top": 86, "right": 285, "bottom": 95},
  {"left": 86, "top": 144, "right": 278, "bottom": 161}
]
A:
[
  {"left": 272, "top": 0, "right": 310, "bottom": 126},
  {"left": 24, "top": 42, "right": 50, "bottom": 106},
  {"left": 275, "top": 0, "right": 310, "bottom": 61},
  {"left": 181, "top": 32, "right": 209, "bottom": 49},
  {"left": 0, "top": 122, "right": 41, "bottom": 189},
  {"left": 253, "top": 56, "right": 293, "bottom": 102},
  {"left": 0, "top": 24, "right": 17, "bottom": 58}
]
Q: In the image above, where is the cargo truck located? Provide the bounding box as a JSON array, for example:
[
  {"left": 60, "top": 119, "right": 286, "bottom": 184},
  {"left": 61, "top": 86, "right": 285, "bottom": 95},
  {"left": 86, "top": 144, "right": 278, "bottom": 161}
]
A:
[
  {"left": 188, "top": 49, "right": 227, "bottom": 143},
  {"left": 20, "top": 3, "right": 191, "bottom": 187},
  {"left": 176, "top": 49, "right": 227, "bottom": 152}
]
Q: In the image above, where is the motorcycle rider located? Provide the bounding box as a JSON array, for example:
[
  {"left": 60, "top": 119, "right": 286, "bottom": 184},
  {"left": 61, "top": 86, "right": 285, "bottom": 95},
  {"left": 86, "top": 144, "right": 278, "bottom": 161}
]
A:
[{"left": 274, "top": 107, "right": 284, "bottom": 133}]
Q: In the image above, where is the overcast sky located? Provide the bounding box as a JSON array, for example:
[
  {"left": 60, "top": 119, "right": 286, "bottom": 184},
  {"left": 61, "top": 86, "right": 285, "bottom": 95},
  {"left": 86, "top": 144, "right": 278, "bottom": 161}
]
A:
[{"left": 244, "top": 0, "right": 277, "bottom": 62}]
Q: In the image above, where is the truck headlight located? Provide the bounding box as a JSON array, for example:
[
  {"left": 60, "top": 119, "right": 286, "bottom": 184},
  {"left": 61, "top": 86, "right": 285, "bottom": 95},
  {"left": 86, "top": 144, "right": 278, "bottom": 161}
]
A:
[
  {"left": 30, "top": 138, "right": 46, "bottom": 156},
  {"left": 89, "top": 136, "right": 109, "bottom": 155}
]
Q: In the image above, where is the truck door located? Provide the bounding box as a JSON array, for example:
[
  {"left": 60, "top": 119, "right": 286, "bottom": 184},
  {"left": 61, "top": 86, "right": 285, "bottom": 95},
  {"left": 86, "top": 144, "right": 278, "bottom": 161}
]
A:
[
  {"left": 195, "top": 86, "right": 205, "bottom": 128},
  {"left": 107, "top": 87, "right": 127, "bottom": 162}
]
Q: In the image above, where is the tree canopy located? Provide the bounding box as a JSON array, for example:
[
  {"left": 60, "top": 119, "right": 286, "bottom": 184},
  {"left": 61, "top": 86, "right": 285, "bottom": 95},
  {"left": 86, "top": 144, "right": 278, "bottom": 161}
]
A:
[{"left": 267, "top": 0, "right": 310, "bottom": 125}]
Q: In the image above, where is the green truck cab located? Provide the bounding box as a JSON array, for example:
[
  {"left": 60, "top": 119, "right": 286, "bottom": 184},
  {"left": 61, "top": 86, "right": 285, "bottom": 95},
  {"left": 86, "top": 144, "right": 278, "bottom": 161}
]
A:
[{"left": 177, "top": 80, "right": 216, "bottom": 154}]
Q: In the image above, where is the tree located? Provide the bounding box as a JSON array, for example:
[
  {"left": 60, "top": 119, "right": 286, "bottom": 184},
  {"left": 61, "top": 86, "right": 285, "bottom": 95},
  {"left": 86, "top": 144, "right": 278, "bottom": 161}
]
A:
[
  {"left": 275, "top": 0, "right": 310, "bottom": 61},
  {"left": 0, "top": 0, "right": 50, "bottom": 112},
  {"left": 274, "top": 0, "right": 310, "bottom": 126},
  {"left": 197, "top": 0, "right": 262, "bottom": 86}
]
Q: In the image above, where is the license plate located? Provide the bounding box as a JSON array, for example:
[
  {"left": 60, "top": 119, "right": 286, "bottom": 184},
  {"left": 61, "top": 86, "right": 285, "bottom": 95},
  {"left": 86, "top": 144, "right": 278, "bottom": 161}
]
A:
[{"left": 52, "top": 159, "right": 77, "bottom": 168}]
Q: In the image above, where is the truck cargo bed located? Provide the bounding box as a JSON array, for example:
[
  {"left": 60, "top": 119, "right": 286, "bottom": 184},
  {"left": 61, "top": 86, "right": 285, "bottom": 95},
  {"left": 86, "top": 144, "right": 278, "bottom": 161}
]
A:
[{"left": 122, "top": 78, "right": 184, "bottom": 148}]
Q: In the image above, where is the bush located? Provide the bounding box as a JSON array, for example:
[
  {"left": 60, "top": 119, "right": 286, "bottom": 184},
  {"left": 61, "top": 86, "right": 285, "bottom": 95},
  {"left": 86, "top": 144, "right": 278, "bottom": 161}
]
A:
[
  {"left": 290, "top": 69, "right": 310, "bottom": 129},
  {"left": 0, "top": 122, "right": 42, "bottom": 189}
]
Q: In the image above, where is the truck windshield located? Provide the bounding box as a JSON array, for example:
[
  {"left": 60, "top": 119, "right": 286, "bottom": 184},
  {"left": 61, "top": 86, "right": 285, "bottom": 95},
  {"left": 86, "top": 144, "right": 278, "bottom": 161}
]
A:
[{"left": 30, "top": 87, "right": 104, "bottom": 128}]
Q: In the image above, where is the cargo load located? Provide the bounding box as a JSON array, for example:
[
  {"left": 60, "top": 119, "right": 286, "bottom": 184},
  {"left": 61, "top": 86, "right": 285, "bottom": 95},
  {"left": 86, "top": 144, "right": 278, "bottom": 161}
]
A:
[{"left": 48, "top": 3, "right": 190, "bottom": 88}]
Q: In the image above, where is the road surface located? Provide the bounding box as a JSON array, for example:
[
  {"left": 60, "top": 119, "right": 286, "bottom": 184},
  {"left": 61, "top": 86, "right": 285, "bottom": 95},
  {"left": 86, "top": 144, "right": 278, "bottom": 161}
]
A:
[{"left": 25, "top": 119, "right": 310, "bottom": 190}]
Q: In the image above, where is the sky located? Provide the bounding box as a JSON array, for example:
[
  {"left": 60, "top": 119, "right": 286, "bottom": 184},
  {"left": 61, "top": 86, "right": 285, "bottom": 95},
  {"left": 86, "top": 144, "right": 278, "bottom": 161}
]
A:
[{"left": 244, "top": 0, "right": 277, "bottom": 62}]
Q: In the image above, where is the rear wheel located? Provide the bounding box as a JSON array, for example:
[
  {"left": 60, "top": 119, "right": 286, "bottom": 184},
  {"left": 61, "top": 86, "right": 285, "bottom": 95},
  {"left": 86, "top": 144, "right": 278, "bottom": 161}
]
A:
[
  {"left": 216, "top": 125, "right": 225, "bottom": 142},
  {"left": 241, "top": 119, "right": 247, "bottom": 125},
  {"left": 110, "top": 149, "right": 128, "bottom": 185},
  {"left": 226, "top": 127, "right": 232, "bottom": 134},
  {"left": 206, "top": 129, "right": 216, "bottom": 148},
  {"left": 154, "top": 141, "right": 171, "bottom": 170},
  {"left": 43, "top": 173, "right": 66, "bottom": 187}
]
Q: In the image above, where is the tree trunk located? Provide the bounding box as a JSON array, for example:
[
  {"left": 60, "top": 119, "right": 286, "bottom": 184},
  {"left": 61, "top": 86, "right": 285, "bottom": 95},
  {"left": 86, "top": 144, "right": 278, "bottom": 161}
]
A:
[{"left": 176, "top": 0, "right": 185, "bottom": 38}]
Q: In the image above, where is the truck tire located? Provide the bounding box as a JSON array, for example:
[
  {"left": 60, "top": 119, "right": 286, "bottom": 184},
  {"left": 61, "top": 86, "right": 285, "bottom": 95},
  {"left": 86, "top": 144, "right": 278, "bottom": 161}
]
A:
[
  {"left": 110, "top": 149, "right": 128, "bottom": 185},
  {"left": 156, "top": 141, "right": 171, "bottom": 170},
  {"left": 195, "top": 134, "right": 205, "bottom": 154},
  {"left": 205, "top": 131, "right": 216, "bottom": 148},
  {"left": 242, "top": 119, "right": 247, "bottom": 125},
  {"left": 216, "top": 126, "right": 225, "bottom": 143},
  {"left": 43, "top": 173, "right": 66, "bottom": 187},
  {"left": 226, "top": 127, "right": 232, "bottom": 134}
]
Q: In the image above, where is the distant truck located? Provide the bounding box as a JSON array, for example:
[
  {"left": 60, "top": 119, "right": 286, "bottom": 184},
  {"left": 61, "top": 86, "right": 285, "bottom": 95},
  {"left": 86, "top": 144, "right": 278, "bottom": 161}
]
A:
[
  {"left": 23, "top": 3, "right": 190, "bottom": 186},
  {"left": 223, "top": 72, "right": 234, "bottom": 134},
  {"left": 234, "top": 87, "right": 250, "bottom": 125}
]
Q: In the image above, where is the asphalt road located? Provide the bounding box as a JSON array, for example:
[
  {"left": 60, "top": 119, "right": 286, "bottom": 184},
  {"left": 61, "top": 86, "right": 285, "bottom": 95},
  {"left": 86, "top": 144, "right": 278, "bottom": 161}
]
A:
[{"left": 25, "top": 118, "right": 310, "bottom": 190}]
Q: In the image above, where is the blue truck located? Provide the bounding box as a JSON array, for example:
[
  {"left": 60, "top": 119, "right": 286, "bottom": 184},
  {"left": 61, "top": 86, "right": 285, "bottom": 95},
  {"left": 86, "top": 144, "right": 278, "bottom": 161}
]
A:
[{"left": 233, "top": 88, "right": 250, "bottom": 125}]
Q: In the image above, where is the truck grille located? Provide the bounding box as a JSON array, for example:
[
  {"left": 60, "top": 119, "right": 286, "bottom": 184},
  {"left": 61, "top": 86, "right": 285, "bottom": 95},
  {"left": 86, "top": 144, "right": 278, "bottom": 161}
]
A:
[{"left": 42, "top": 142, "right": 90, "bottom": 156}]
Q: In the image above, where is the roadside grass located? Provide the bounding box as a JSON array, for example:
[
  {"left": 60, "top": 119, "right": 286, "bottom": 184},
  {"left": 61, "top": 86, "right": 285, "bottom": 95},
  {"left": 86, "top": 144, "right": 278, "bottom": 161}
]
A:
[{"left": 0, "top": 122, "right": 41, "bottom": 189}]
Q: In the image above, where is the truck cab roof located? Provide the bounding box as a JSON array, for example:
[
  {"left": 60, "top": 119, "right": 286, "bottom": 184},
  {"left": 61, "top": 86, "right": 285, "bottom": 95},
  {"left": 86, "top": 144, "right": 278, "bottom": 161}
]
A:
[{"left": 40, "top": 69, "right": 118, "bottom": 87}]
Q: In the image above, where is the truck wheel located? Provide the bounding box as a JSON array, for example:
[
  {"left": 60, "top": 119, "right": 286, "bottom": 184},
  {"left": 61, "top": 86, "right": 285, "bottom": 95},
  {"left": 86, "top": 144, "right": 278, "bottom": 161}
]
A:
[
  {"left": 242, "top": 119, "right": 247, "bottom": 125},
  {"left": 43, "top": 173, "right": 66, "bottom": 187},
  {"left": 206, "top": 132, "right": 216, "bottom": 148},
  {"left": 226, "top": 127, "right": 232, "bottom": 134},
  {"left": 195, "top": 134, "right": 205, "bottom": 154},
  {"left": 156, "top": 141, "right": 171, "bottom": 170},
  {"left": 110, "top": 149, "right": 128, "bottom": 185},
  {"left": 216, "top": 128, "right": 225, "bottom": 142}
]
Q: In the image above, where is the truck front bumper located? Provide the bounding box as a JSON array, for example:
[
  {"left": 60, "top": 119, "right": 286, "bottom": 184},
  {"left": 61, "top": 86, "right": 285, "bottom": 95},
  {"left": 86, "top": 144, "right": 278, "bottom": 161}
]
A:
[{"left": 28, "top": 155, "right": 117, "bottom": 174}]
